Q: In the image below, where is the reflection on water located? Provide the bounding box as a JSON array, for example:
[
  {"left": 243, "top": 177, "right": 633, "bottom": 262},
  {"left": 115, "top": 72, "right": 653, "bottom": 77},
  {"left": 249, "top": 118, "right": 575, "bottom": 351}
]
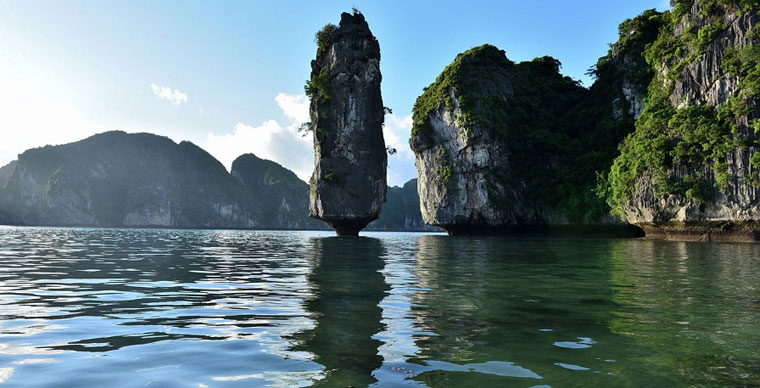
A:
[
  {"left": 408, "top": 236, "right": 660, "bottom": 387},
  {"left": 0, "top": 227, "right": 758, "bottom": 387},
  {"left": 290, "top": 237, "right": 388, "bottom": 386},
  {"left": 609, "top": 240, "right": 760, "bottom": 386}
]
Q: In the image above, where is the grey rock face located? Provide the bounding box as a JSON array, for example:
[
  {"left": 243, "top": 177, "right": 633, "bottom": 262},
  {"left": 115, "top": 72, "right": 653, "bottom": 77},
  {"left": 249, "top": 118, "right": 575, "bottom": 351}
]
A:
[
  {"left": 409, "top": 46, "right": 538, "bottom": 235},
  {"left": 622, "top": 79, "right": 646, "bottom": 120},
  {"left": 0, "top": 160, "right": 17, "bottom": 188},
  {"left": 669, "top": 3, "right": 758, "bottom": 108},
  {"left": 411, "top": 84, "right": 530, "bottom": 234},
  {"left": 308, "top": 12, "right": 387, "bottom": 236},
  {"left": 623, "top": 2, "right": 760, "bottom": 240}
]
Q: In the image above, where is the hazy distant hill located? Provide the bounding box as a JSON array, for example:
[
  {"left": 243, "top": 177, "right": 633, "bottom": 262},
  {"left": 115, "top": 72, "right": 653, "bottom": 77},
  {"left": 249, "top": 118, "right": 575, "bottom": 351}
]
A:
[
  {"left": 367, "top": 179, "right": 437, "bottom": 232},
  {"left": 0, "top": 131, "right": 260, "bottom": 228},
  {"left": 0, "top": 160, "right": 16, "bottom": 187},
  {"left": 0, "top": 131, "right": 435, "bottom": 231},
  {"left": 231, "top": 153, "right": 324, "bottom": 230},
  {"left": 232, "top": 154, "right": 435, "bottom": 231}
]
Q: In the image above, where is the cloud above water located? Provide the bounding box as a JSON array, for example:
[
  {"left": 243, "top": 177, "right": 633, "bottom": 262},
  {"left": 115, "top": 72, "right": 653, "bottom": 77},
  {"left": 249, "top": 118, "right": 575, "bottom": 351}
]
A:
[
  {"left": 0, "top": 79, "right": 418, "bottom": 188},
  {"left": 384, "top": 113, "right": 417, "bottom": 187}
]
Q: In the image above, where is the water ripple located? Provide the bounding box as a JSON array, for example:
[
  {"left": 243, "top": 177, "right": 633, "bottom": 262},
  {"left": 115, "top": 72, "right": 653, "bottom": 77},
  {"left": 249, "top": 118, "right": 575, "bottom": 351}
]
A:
[{"left": 0, "top": 227, "right": 758, "bottom": 387}]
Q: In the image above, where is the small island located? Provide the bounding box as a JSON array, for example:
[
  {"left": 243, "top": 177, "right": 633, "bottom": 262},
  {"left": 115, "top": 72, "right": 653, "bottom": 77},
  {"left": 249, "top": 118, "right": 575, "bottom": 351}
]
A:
[{"left": 408, "top": 0, "right": 760, "bottom": 241}]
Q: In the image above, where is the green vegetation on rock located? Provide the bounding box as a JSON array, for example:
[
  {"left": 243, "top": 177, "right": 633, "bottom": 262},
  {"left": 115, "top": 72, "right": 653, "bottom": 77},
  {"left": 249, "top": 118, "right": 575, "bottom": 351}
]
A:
[
  {"left": 304, "top": 24, "right": 337, "bottom": 105},
  {"left": 411, "top": 8, "right": 666, "bottom": 224},
  {"left": 411, "top": 44, "right": 513, "bottom": 139},
  {"left": 600, "top": 2, "right": 760, "bottom": 216},
  {"left": 315, "top": 23, "right": 336, "bottom": 59},
  {"left": 305, "top": 67, "right": 332, "bottom": 104},
  {"left": 644, "top": 2, "right": 734, "bottom": 80}
]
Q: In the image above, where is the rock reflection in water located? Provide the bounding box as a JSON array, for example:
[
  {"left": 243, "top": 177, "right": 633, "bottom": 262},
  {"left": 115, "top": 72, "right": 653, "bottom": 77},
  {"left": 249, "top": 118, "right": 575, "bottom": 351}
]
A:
[
  {"left": 608, "top": 239, "right": 760, "bottom": 386},
  {"left": 408, "top": 235, "right": 670, "bottom": 387},
  {"left": 1, "top": 228, "right": 759, "bottom": 387},
  {"left": 291, "top": 237, "right": 389, "bottom": 387}
]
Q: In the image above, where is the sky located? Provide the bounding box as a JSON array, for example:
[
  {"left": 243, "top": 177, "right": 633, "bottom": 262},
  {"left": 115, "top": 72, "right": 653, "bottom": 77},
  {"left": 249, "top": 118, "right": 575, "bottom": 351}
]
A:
[{"left": 0, "top": 0, "right": 670, "bottom": 187}]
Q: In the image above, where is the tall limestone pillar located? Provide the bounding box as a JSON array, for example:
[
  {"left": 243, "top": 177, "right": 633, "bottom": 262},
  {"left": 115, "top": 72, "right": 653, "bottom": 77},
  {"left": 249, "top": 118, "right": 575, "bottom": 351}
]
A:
[{"left": 306, "top": 11, "right": 387, "bottom": 236}]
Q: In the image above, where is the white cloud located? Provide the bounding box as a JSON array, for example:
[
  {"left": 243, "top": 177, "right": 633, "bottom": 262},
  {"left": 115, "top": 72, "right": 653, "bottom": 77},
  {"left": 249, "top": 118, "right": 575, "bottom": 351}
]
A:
[
  {"left": 0, "top": 77, "right": 417, "bottom": 189},
  {"left": 150, "top": 83, "right": 188, "bottom": 105},
  {"left": 274, "top": 93, "right": 309, "bottom": 123},
  {"left": 203, "top": 93, "right": 313, "bottom": 181},
  {"left": 384, "top": 113, "right": 414, "bottom": 160},
  {"left": 0, "top": 75, "right": 104, "bottom": 167},
  {"left": 384, "top": 113, "right": 418, "bottom": 187}
]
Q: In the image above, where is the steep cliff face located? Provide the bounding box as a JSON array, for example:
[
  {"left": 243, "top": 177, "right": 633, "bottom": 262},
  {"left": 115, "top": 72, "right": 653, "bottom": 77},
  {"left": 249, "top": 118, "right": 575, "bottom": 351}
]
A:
[
  {"left": 409, "top": 31, "right": 658, "bottom": 234},
  {"left": 604, "top": 0, "right": 760, "bottom": 240},
  {"left": 590, "top": 9, "right": 666, "bottom": 121},
  {"left": 0, "top": 131, "right": 258, "bottom": 228},
  {"left": 307, "top": 11, "right": 387, "bottom": 236},
  {"left": 410, "top": 45, "right": 518, "bottom": 234},
  {"left": 231, "top": 153, "right": 323, "bottom": 229}
]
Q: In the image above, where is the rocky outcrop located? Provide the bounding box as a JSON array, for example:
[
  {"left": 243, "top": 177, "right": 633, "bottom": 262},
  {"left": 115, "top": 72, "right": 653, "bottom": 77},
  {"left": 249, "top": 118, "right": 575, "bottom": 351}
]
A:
[
  {"left": 606, "top": 1, "right": 760, "bottom": 241},
  {"left": 307, "top": 11, "right": 387, "bottom": 236},
  {"left": 409, "top": 36, "right": 657, "bottom": 235},
  {"left": 232, "top": 154, "right": 432, "bottom": 231},
  {"left": 409, "top": 45, "right": 522, "bottom": 234},
  {"left": 598, "top": 9, "right": 665, "bottom": 120},
  {"left": 668, "top": 1, "right": 758, "bottom": 108}
]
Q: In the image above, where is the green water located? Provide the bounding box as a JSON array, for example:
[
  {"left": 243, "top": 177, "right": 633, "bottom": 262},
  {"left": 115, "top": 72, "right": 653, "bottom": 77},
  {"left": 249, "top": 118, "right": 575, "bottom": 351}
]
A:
[{"left": 0, "top": 227, "right": 758, "bottom": 387}]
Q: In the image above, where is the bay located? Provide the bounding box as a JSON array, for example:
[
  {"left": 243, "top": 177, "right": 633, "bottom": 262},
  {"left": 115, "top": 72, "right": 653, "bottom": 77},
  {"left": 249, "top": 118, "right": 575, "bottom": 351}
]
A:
[{"left": 0, "top": 226, "right": 758, "bottom": 387}]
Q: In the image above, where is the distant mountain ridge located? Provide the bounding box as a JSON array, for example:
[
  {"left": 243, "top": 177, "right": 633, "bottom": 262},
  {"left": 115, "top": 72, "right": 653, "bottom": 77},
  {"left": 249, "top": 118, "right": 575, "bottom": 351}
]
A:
[
  {"left": 230, "top": 153, "right": 323, "bottom": 230},
  {"left": 367, "top": 179, "right": 435, "bottom": 231},
  {"left": 0, "top": 131, "right": 259, "bottom": 228},
  {"left": 0, "top": 131, "right": 433, "bottom": 231}
]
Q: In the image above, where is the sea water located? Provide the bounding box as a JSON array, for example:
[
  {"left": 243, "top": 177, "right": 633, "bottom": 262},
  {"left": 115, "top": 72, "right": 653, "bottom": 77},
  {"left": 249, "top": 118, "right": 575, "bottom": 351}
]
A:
[{"left": 0, "top": 226, "right": 758, "bottom": 387}]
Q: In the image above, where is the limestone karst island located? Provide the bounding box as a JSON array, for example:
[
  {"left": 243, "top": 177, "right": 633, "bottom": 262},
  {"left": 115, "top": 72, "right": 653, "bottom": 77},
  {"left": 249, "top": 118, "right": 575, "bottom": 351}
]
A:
[{"left": 1, "top": 1, "right": 760, "bottom": 387}]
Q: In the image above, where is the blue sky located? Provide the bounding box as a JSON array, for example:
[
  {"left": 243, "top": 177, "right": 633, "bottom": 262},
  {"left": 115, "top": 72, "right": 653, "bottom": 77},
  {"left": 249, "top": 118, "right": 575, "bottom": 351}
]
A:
[{"left": 0, "top": 0, "right": 669, "bottom": 186}]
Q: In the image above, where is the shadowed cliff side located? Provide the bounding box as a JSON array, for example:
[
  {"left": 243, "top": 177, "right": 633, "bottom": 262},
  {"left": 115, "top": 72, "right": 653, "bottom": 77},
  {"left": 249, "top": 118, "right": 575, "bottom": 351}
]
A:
[
  {"left": 231, "top": 153, "right": 324, "bottom": 230},
  {"left": 0, "top": 131, "right": 259, "bottom": 228},
  {"left": 0, "top": 133, "right": 431, "bottom": 231}
]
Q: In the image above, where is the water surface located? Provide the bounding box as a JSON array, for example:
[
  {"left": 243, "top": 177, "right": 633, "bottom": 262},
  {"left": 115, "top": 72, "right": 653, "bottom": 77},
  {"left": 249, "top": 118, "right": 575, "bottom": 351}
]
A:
[{"left": 0, "top": 226, "right": 758, "bottom": 387}]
